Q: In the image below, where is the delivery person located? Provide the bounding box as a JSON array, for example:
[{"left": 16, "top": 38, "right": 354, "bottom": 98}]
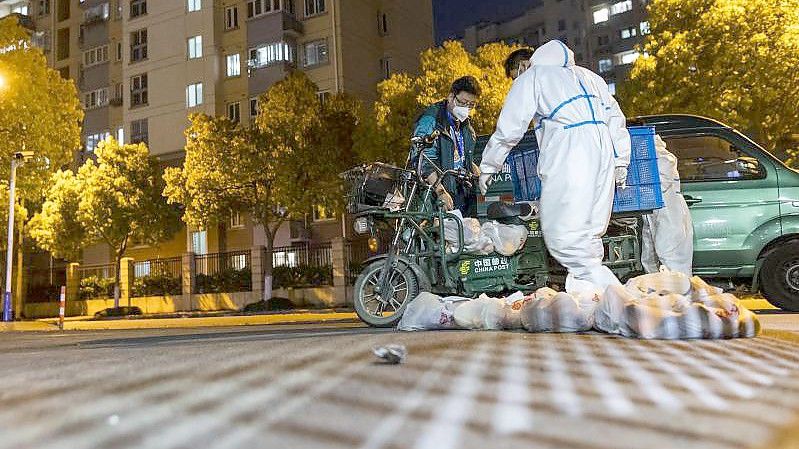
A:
[
  {"left": 480, "top": 40, "right": 631, "bottom": 293},
  {"left": 412, "top": 76, "right": 481, "bottom": 215}
]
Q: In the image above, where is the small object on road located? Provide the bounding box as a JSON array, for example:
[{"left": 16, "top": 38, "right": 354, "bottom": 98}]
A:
[
  {"left": 107, "top": 414, "right": 120, "bottom": 426},
  {"left": 372, "top": 344, "right": 407, "bottom": 364}
]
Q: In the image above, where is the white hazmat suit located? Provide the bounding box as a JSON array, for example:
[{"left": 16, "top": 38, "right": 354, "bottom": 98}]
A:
[
  {"left": 641, "top": 135, "right": 694, "bottom": 276},
  {"left": 479, "top": 40, "right": 631, "bottom": 293}
]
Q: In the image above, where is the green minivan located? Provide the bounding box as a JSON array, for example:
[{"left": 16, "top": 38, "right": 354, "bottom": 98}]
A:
[{"left": 633, "top": 115, "right": 799, "bottom": 311}]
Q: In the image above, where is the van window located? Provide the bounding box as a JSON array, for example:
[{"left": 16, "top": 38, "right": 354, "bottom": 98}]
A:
[{"left": 663, "top": 135, "right": 765, "bottom": 182}]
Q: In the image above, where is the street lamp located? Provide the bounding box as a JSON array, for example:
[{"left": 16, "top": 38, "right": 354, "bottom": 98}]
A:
[{"left": 3, "top": 150, "right": 34, "bottom": 322}]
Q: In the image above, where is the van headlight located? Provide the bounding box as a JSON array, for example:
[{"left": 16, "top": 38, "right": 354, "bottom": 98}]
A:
[{"left": 353, "top": 217, "right": 370, "bottom": 234}]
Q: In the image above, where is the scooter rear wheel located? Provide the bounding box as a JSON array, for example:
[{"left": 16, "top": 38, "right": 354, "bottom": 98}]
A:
[{"left": 354, "top": 260, "right": 421, "bottom": 327}]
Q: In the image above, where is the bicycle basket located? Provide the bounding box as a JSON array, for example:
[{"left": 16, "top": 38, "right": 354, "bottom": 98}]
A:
[{"left": 342, "top": 163, "right": 408, "bottom": 213}]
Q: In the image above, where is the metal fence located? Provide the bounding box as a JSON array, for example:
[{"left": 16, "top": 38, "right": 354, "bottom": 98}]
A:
[
  {"left": 132, "top": 257, "right": 182, "bottom": 297},
  {"left": 194, "top": 250, "right": 252, "bottom": 293},
  {"left": 77, "top": 263, "right": 117, "bottom": 299},
  {"left": 25, "top": 264, "right": 67, "bottom": 303},
  {"left": 271, "top": 244, "right": 333, "bottom": 288}
]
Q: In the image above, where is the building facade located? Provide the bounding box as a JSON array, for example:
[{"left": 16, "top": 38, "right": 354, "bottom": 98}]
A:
[
  {"left": 461, "top": 0, "right": 650, "bottom": 94},
  {"left": 1, "top": 0, "right": 433, "bottom": 266}
]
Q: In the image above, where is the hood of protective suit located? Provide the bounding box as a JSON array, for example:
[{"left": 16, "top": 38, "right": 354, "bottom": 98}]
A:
[{"left": 530, "top": 40, "right": 575, "bottom": 68}]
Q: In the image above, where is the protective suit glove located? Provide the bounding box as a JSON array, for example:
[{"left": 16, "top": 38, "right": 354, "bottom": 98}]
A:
[
  {"left": 435, "top": 187, "right": 455, "bottom": 211},
  {"left": 614, "top": 166, "right": 628, "bottom": 189},
  {"left": 479, "top": 173, "right": 494, "bottom": 196}
]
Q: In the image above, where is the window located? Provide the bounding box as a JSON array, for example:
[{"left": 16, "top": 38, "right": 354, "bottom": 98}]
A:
[
  {"left": 38, "top": 0, "right": 50, "bottom": 16},
  {"left": 130, "top": 0, "right": 146, "bottom": 18},
  {"left": 113, "top": 82, "right": 123, "bottom": 103},
  {"left": 558, "top": 19, "right": 566, "bottom": 31},
  {"left": 640, "top": 21, "right": 651, "bottom": 35},
  {"left": 191, "top": 230, "right": 208, "bottom": 255},
  {"left": 225, "top": 6, "right": 238, "bottom": 29},
  {"left": 247, "top": 0, "right": 282, "bottom": 19},
  {"left": 231, "top": 254, "right": 248, "bottom": 270},
  {"left": 83, "top": 2, "right": 110, "bottom": 21},
  {"left": 313, "top": 204, "right": 334, "bottom": 221},
  {"left": 377, "top": 11, "right": 388, "bottom": 35},
  {"left": 230, "top": 211, "right": 243, "bottom": 228},
  {"left": 593, "top": 7, "right": 609, "bottom": 24},
  {"left": 663, "top": 135, "right": 765, "bottom": 182},
  {"left": 116, "top": 41, "right": 122, "bottom": 61},
  {"left": 610, "top": 0, "right": 632, "bottom": 15},
  {"left": 316, "top": 90, "right": 329, "bottom": 105},
  {"left": 116, "top": 126, "right": 124, "bottom": 144},
  {"left": 249, "top": 96, "right": 259, "bottom": 116},
  {"left": 83, "top": 87, "right": 109, "bottom": 109},
  {"left": 273, "top": 250, "right": 297, "bottom": 267},
  {"left": 134, "top": 261, "right": 150, "bottom": 277},
  {"left": 187, "top": 35, "right": 202, "bottom": 59},
  {"left": 304, "top": 0, "right": 324, "bottom": 17},
  {"left": 598, "top": 58, "right": 613, "bottom": 73},
  {"left": 11, "top": 2, "right": 29, "bottom": 14},
  {"left": 227, "top": 102, "right": 240, "bottom": 123},
  {"left": 379, "top": 57, "right": 391, "bottom": 80},
  {"left": 130, "top": 28, "right": 147, "bottom": 62},
  {"left": 597, "top": 35, "right": 609, "bottom": 46},
  {"left": 130, "top": 118, "right": 148, "bottom": 144},
  {"left": 186, "top": 82, "right": 203, "bottom": 108},
  {"left": 621, "top": 26, "right": 637, "bottom": 39},
  {"left": 86, "top": 131, "right": 111, "bottom": 152},
  {"left": 83, "top": 44, "right": 109, "bottom": 67},
  {"left": 187, "top": 0, "right": 200, "bottom": 12},
  {"left": 248, "top": 41, "right": 294, "bottom": 68},
  {"left": 226, "top": 53, "right": 241, "bottom": 76},
  {"left": 130, "top": 73, "right": 148, "bottom": 107},
  {"left": 302, "top": 39, "right": 327, "bottom": 67},
  {"left": 607, "top": 82, "right": 616, "bottom": 96},
  {"left": 615, "top": 50, "right": 639, "bottom": 65}
]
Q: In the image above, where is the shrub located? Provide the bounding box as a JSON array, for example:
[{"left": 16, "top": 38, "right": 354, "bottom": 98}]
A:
[
  {"left": 132, "top": 274, "right": 182, "bottom": 297},
  {"left": 79, "top": 275, "right": 115, "bottom": 300},
  {"left": 195, "top": 268, "right": 252, "bottom": 293},
  {"left": 272, "top": 265, "right": 333, "bottom": 288}
]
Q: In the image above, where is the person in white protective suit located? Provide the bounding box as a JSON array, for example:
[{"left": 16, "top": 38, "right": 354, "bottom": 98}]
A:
[
  {"left": 640, "top": 135, "right": 694, "bottom": 276},
  {"left": 479, "top": 40, "right": 632, "bottom": 293}
]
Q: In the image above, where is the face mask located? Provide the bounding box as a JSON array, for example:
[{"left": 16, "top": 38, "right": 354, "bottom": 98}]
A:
[{"left": 452, "top": 105, "right": 471, "bottom": 122}]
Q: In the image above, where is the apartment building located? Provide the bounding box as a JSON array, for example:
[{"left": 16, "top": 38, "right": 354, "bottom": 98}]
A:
[
  {"left": 461, "top": 0, "right": 650, "bottom": 94},
  {"left": 1, "top": 0, "right": 433, "bottom": 266}
]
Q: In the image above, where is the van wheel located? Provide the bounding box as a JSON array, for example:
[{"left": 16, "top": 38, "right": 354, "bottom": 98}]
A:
[{"left": 760, "top": 241, "right": 799, "bottom": 311}]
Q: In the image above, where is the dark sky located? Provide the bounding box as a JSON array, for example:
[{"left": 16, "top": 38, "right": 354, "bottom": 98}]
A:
[{"left": 433, "top": 0, "right": 543, "bottom": 44}]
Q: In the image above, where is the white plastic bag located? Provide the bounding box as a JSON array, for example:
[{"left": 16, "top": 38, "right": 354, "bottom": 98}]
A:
[
  {"left": 626, "top": 268, "right": 691, "bottom": 295},
  {"left": 453, "top": 296, "right": 506, "bottom": 330},
  {"left": 521, "top": 288, "right": 594, "bottom": 333},
  {"left": 443, "top": 211, "right": 494, "bottom": 255},
  {"left": 398, "top": 292, "right": 467, "bottom": 331},
  {"left": 482, "top": 221, "right": 528, "bottom": 256}
]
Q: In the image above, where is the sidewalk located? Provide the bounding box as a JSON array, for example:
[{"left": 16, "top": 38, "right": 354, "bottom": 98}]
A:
[{"left": 1, "top": 309, "right": 359, "bottom": 332}]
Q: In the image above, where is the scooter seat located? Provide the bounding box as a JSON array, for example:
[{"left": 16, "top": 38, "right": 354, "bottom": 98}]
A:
[{"left": 486, "top": 201, "right": 535, "bottom": 221}]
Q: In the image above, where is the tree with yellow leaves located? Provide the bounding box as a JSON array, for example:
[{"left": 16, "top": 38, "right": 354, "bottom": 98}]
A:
[{"left": 620, "top": 0, "right": 799, "bottom": 160}]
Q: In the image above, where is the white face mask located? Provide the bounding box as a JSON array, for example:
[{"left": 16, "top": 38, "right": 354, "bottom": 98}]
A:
[{"left": 452, "top": 105, "right": 471, "bottom": 122}]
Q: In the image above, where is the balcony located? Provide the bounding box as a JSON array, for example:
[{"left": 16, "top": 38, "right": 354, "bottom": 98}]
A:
[
  {"left": 31, "top": 31, "right": 51, "bottom": 52},
  {"left": 83, "top": 3, "right": 110, "bottom": 26},
  {"left": 8, "top": 12, "right": 35, "bottom": 31},
  {"left": 110, "top": 97, "right": 123, "bottom": 107},
  {"left": 282, "top": 12, "right": 303, "bottom": 36}
]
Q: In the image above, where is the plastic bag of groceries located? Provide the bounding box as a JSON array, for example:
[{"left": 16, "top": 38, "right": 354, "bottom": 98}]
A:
[
  {"left": 481, "top": 221, "right": 528, "bottom": 256},
  {"left": 397, "top": 292, "right": 468, "bottom": 331},
  {"left": 520, "top": 287, "right": 598, "bottom": 333},
  {"left": 594, "top": 274, "right": 759, "bottom": 339},
  {"left": 442, "top": 211, "right": 494, "bottom": 255},
  {"left": 452, "top": 291, "right": 526, "bottom": 330}
]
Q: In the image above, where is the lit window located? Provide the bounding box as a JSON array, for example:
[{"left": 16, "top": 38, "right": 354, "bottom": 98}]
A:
[
  {"left": 227, "top": 102, "right": 240, "bottom": 123},
  {"left": 615, "top": 50, "right": 640, "bottom": 65},
  {"left": 230, "top": 211, "right": 243, "bottom": 228},
  {"left": 598, "top": 58, "right": 613, "bottom": 73},
  {"left": 226, "top": 53, "right": 241, "bottom": 76},
  {"left": 317, "top": 91, "right": 330, "bottom": 105},
  {"left": 249, "top": 97, "right": 259, "bottom": 117},
  {"left": 134, "top": 261, "right": 151, "bottom": 277},
  {"left": 83, "top": 87, "right": 110, "bottom": 109},
  {"left": 131, "top": 118, "right": 148, "bottom": 144},
  {"left": 116, "top": 126, "right": 124, "bottom": 144},
  {"left": 610, "top": 0, "right": 632, "bottom": 15},
  {"left": 187, "top": 35, "right": 202, "bottom": 59},
  {"left": 248, "top": 41, "right": 294, "bottom": 68},
  {"left": 191, "top": 230, "right": 207, "bottom": 255},
  {"left": 12, "top": 3, "right": 29, "bottom": 14},
  {"left": 83, "top": 44, "right": 109, "bottom": 67},
  {"left": 187, "top": 0, "right": 200, "bottom": 12},
  {"left": 640, "top": 21, "right": 651, "bottom": 35},
  {"left": 86, "top": 131, "right": 111, "bottom": 152},
  {"left": 607, "top": 82, "right": 616, "bottom": 96},
  {"left": 186, "top": 82, "right": 203, "bottom": 107},
  {"left": 620, "top": 26, "right": 637, "bottom": 39},
  {"left": 593, "top": 7, "right": 609, "bottom": 24},
  {"left": 302, "top": 39, "right": 328, "bottom": 67},
  {"left": 231, "top": 254, "right": 247, "bottom": 270},
  {"left": 304, "top": 0, "right": 325, "bottom": 17},
  {"left": 313, "top": 205, "right": 334, "bottom": 221}
]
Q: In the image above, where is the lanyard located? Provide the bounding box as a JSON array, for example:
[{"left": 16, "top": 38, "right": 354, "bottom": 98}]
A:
[{"left": 446, "top": 112, "right": 464, "bottom": 163}]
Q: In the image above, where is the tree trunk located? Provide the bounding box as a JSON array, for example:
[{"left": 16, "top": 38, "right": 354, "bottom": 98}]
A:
[
  {"left": 264, "top": 230, "right": 274, "bottom": 303},
  {"left": 113, "top": 252, "right": 122, "bottom": 309}
]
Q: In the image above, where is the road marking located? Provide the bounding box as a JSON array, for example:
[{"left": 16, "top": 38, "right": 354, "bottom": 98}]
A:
[
  {"left": 596, "top": 338, "right": 683, "bottom": 411},
  {"left": 570, "top": 339, "right": 634, "bottom": 416},
  {"left": 628, "top": 340, "right": 727, "bottom": 410},
  {"left": 413, "top": 342, "right": 491, "bottom": 449},
  {"left": 492, "top": 340, "right": 535, "bottom": 434}
]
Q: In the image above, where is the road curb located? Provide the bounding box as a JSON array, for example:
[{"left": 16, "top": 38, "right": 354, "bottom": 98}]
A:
[{"left": 0, "top": 322, "right": 58, "bottom": 332}]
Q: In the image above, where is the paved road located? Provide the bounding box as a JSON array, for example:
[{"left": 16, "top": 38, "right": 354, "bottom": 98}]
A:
[{"left": 1, "top": 316, "right": 799, "bottom": 449}]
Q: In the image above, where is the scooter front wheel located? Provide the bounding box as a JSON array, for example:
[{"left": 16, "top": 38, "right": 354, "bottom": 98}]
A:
[{"left": 354, "top": 260, "right": 421, "bottom": 327}]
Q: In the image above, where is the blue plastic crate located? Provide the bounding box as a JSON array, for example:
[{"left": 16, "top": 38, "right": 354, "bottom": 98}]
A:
[{"left": 503, "top": 125, "right": 664, "bottom": 213}]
